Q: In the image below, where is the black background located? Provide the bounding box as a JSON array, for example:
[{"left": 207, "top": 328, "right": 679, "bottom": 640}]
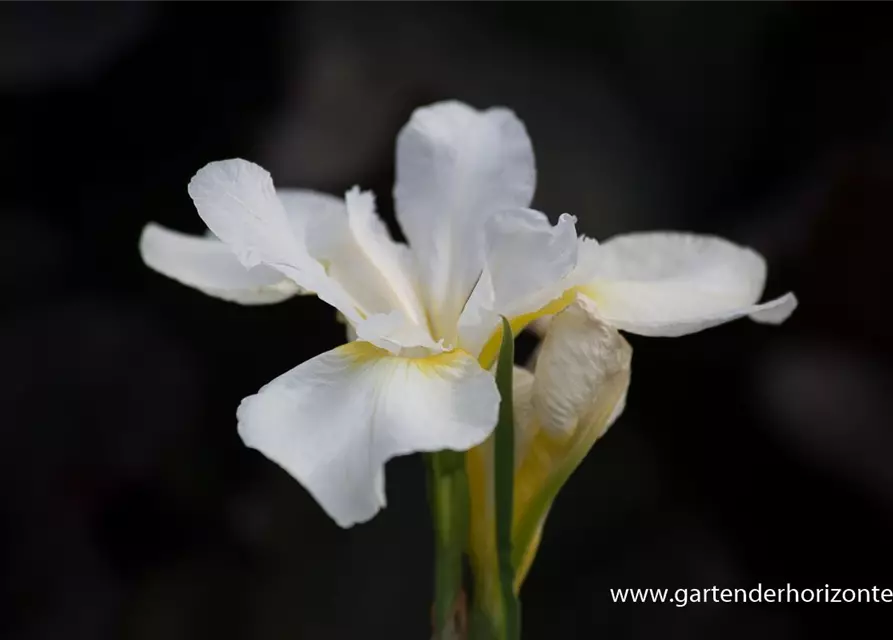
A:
[{"left": 2, "top": 3, "right": 892, "bottom": 639}]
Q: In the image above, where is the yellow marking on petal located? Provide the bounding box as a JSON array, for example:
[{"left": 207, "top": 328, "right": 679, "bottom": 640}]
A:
[
  {"left": 338, "top": 340, "right": 390, "bottom": 363},
  {"left": 415, "top": 349, "right": 467, "bottom": 375},
  {"left": 576, "top": 283, "right": 603, "bottom": 306},
  {"left": 338, "top": 340, "right": 469, "bottom": 374},
  {"left": 476, "top": 288, "right": 578, "bottom": 370}
]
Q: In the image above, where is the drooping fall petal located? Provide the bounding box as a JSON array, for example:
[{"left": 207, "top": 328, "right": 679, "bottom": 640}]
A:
[
  {"left": 237, "top": 342, "right": 499, "bottom": 527},
  {"left": 139, "top": 223, "right": 304, "bottom": 304},
  {"left": 577, "top": 232, "right": 797, "bottom": 337}
]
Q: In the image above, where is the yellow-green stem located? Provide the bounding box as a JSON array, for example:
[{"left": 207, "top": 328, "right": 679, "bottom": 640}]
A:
[{"left": 429, "top": 450, "right": 469, "bottom": 639}]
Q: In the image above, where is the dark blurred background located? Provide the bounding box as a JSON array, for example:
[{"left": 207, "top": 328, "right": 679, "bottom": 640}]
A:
[{"left": 2, "top": 2, "right": 892, "bottom": 638}]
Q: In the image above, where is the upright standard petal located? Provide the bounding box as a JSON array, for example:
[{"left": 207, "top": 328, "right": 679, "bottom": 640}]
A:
[
  {"left": 578, "top": 232, "right": 797, "bottom": 337},
  {"left": 394, "top": 101, "right": 536, "bottom": 343},
  {"left": 139, "top": 223, "right": 304, "bottom": 304},
  {"left": 459, "top": 208, "right": 579, "bottom": 364},
  {"left": 237, "top": 342, "right": 499, "bottom": 527}
]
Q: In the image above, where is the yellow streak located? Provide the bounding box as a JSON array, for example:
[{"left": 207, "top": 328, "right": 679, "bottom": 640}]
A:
[
  {"left": 339, "top": 340, "right": 468, "bottom": 375},
  {"left": 476, "top": 289, "right": 578, "bottom": 370}
]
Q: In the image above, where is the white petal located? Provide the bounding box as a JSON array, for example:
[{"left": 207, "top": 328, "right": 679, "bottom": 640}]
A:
[
  {"left": 354, "top": 310, "right": 443, "bottom": 356},
  {"left": 579, "top": 232, "right": 797, "bottom": 337},
  {"left": 394, "top": 101, "right": 536, "bottom": 342},
  {"left": 533, "top": 295, "right": 632, "bottom": 438},
  {"left": 187, "top": 160, "right": 363, "bottom": 323},
  {"left": 139, "top": 223, "right": 304, "bottom": 304},
  {"left": 277, "top": 188, "right": 346, "bottom": 239},
  {"left": 459, "top": 208, "right": 578, "bottom": 356},
  {"left": 237, "top": 343, "right": 499, "bottom": 527},
  {"left": 279, "top": 187, "right": 416, "bottom": 311},
  {"left": 523, "top": 236, "right": 601, "bottom": 338},
  {"left": 299, "top": 187, "right": 431, "bottom": 346},
  {"left": 345, "top": 187, "right": 427, "bottom": 328},
  {"left": 276, "top": 187, "right": 348, "bottom": 259},
  {"left": 484, "top": 209, "right": 578, "bottom": 312},
  {"left": 188, "top": 159, "right": 312, "bottom": 276}
]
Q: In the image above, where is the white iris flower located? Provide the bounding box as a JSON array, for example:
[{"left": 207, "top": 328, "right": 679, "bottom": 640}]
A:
[
  {"left": 139, "top": 101, "right": 580, "bottom": 528},
  {"left": 138, "top": 99, "right": 797, "bottom": 538}
]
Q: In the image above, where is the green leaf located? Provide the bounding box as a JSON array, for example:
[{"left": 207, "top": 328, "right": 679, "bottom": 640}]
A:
[{"left": 493, "top": 316, "right": 521, "bottom": 640}]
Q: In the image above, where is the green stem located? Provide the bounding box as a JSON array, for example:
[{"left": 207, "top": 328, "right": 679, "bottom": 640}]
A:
[
  {"left": 493, "top": 316, "right": 521, "bottom": 640},
  {"left": 428, "top": 450, "right": 469, "bottom": 639}
]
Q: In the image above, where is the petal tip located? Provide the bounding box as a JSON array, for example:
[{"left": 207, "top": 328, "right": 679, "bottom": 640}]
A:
[
  {"left": 557, "top": 212, "right": 577, "bottom": 226},
  {"left": 750, "top": 292, "right": 798, "bottom": 325},
  {"left": 137, "top": 221, "right": 178, "bottom": 271},
  {"left": 138, "top": 220, "right": 162, "bottom": 247},
  {"left": 344, "top": 185, "right": 375, "bottom": 210},
  {"left": 187, "top": 158, "right": 271, "bottom": 199}
]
